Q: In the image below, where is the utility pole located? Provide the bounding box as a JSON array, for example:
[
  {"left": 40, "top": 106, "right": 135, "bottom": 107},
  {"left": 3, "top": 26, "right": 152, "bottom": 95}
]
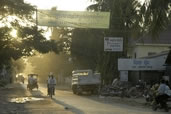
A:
[
  {"left": 35, "top": 6, "right": 38, "bottom": 39},
  {"left": 36, "top": 6, "right": 38, "bottom": 27}
]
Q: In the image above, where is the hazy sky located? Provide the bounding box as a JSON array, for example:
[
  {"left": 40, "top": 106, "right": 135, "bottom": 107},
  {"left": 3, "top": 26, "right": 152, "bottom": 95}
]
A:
[
  {"left": 24, "top": 0, "right": 94, "bottom": 11},
  {"left": 24, "top": 0, "right": 145, "bottom": 39},
  {"left": 24, "top": 0, "right": 145, "bottom": 11}
]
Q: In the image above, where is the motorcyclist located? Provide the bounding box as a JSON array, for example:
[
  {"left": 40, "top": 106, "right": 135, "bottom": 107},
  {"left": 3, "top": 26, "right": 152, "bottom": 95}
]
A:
[
  {"left": 47, "top": 75, "right": 51, "bottom": 95},
  {"left": 28, "top": 75, "right": 34, "bottom": 85},
  {"left": 154, "top": 80, "right": 170, "bottom": 111},
  {"left": 27, "top": 75, "right": 34, "bottom": 90}
]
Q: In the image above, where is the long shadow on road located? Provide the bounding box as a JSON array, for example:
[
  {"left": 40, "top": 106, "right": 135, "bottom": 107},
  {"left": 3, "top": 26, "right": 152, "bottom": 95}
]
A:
[
  {"left": 28, "top": 84, "right": 84, "bottom": 114},
  {"left": 52, "top": 96, "right": 84, "bottom": 114}
]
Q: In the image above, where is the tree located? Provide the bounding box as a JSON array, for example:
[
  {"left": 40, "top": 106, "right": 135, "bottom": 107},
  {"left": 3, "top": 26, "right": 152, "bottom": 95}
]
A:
[
  {"left": 0, "top": 0, "right": 63, "bottom": 84},
  {"left": 141, "top": 0, "right": 171, "bottom": 37},
  {"left": 0, "top": 0, "right": 61, "bottom": 69},
  {"left": 71, "top": 29, "right": 104, "bottom": 70}
]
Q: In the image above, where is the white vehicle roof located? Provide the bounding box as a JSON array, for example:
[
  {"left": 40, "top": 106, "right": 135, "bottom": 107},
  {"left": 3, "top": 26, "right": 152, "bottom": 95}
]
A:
[{"left": 72, "top": 70, "right": 93, "bottom": 76}]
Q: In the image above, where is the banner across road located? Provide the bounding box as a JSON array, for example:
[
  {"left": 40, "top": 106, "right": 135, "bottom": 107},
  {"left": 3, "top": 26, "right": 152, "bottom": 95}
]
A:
[{"left": 38, "top": 10, "right": 110, "bottom": 29}]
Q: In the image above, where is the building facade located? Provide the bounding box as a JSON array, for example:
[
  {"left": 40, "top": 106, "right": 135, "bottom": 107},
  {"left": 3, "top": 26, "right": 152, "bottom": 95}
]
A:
[
  {"left": 118, "top": 26, "right": 171, "bottom": 84},
  {"left": 128, "top": 26, "right": 171, "bottom": 58}
]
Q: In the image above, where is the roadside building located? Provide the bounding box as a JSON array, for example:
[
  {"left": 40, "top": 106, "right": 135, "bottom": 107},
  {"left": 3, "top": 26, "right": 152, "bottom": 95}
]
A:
[
  {"left": 118, "top": 25, "right": 171, "bottom": 84},
  {"left": 128, "top": 26, "right": 171, "bottom": 58},
  {"left": 118, "top": 51, "right": 169, "bottom": 85}
]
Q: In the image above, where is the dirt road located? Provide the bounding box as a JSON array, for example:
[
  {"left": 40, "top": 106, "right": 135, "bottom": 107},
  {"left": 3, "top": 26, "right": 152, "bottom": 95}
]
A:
[
  {"left": 2, "top": 83, "right": 169, "bottom": 114},
  {"left": 38, "top": 84, "right": 171, "bottom": 114},
  {"left": 0, "top": 83, "right": 73, "bottom": 114}
]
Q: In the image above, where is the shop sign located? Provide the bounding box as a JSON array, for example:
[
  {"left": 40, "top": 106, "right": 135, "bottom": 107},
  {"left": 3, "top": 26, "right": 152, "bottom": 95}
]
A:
[
  {"left": 38, "top": 10, "right": 110, "bottom": 29},
  {"left": 104, "top": 37, "right": 123, "bottom": 52},
  {"left": 118, "top": 58, "right": 166, "bottom": 71}
]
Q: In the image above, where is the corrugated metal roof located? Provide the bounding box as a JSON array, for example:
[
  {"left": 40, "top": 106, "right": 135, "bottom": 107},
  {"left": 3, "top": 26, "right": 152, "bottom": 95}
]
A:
[
  {"left": 140, "top": 50, "right": 169, "bottom": 59},
  {"left": 165, "top": 50, "right": 171, "bottom": 65}
]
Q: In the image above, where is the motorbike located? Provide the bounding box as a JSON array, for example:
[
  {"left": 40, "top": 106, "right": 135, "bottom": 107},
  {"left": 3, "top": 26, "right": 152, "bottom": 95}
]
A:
[
  {"left": 152, "top": 95, "right": 171, "bottom": 112},
  {"left": 99, "top": 85, "right": 129, "bottom": 98},
  {"left": 152, "top": 98, "right": 169, "bottom": 112}
]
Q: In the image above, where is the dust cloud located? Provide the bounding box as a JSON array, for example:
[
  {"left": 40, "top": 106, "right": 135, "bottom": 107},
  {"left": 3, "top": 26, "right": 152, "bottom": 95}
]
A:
[{"left": 24, "top": 52, "right": 74, "bottom": 84}]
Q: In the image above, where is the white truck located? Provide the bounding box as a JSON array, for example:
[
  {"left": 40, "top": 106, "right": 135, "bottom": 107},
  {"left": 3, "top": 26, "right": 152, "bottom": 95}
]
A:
[{"left": 71, "top": 69, "right": 101, "bottom": 95}]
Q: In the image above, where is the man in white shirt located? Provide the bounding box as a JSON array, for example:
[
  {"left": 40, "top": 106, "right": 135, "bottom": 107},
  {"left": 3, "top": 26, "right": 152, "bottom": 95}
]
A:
[
  {"left": 155, "top": 80, "right": 170, "bottom": 111},
  {"left": 48, "top": 75, "right": 56, "bottom": 95},
  {"left": 47, "top": 72, "right": 56, "bottom": 95},
  {"left": 47, "top": 75, "right": 51, "bottom": 95},
  {"left": 165, "top": 81, "right": 171, "bottom": 96}
]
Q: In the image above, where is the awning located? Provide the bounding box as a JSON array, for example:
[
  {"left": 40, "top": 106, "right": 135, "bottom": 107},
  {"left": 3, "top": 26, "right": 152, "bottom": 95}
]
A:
[{"left": 165, "top": 50, "right": 171, "bottom": 66}]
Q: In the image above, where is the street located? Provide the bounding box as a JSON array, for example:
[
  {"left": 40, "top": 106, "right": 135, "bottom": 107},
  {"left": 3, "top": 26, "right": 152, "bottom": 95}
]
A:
[
  {"left": 1, "top": 83, "right": 170, "bottom": 114},
  {"left": 36, "top": 84, "right": 170, "bottom": 114},
  {"left": 0, "top": 83, "right": 73, "bottom": 114}
]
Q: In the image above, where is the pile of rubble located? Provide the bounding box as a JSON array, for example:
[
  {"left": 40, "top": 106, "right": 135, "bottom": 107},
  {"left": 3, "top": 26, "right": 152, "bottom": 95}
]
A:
[{"left": 99, "top": 78, "right": 151, "bottom": 99}]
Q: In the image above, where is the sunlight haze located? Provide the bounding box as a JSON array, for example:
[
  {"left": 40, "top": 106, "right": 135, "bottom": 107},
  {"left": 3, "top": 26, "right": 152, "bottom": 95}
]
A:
[{"left": 24, "top": 0, "right": 94, "bottom": 11}]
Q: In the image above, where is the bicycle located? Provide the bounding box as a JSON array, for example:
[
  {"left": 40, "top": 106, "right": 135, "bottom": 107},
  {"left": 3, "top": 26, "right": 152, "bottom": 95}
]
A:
[{"left": 49, "top": 84, "right": 55, "bottom": 98}]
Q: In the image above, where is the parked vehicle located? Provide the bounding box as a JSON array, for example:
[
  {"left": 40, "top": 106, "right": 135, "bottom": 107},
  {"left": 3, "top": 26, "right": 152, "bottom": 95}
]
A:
[
  {"left": 100, "top": 81, "right": 132, "bottom": 98},
  {"left": 27, "top": 74, "right": 38, "bottom": 91},
  {"left": 71, "top": 70, "right": 101, "bottom": 95}
]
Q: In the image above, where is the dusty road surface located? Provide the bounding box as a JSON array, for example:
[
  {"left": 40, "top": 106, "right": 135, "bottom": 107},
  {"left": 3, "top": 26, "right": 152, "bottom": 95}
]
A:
[
  {"left": 0, "top": 83, "right": 73, "bottom": 114},
  {"left": 2, "top": 83, "right": 170, "bottom": 114},
  {"left": 37, "top": 84, "right": 171, "bottom": 114}
]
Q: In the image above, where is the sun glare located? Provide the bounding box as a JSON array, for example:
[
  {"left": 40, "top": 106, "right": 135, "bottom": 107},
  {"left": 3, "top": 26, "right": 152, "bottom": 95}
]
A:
[
  {"left": 25, "top": 0, "right": 93, "bottom": 11},
  {"left": 43, "top": 28, "right": 51, "bottom": 40},
  {"left": 56, "top": 0, "right": 93, "bottom": 11},
  {"left": 24, "top": 0, "right": 94, "bottom": 40},
  {"left": 10, "top": 29, "right": 17, "bottom": 38}
]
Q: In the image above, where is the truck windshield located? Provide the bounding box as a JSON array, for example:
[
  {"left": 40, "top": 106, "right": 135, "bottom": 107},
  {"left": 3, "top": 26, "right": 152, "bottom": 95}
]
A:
[{"left": 73, "top": 72, "right": 89, "bottom": 76}]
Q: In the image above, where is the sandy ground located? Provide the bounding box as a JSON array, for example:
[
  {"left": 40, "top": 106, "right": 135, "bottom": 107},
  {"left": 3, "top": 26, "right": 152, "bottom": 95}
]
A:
[{"left": 0, "top": 83, "right": 73, "bottom": 114}]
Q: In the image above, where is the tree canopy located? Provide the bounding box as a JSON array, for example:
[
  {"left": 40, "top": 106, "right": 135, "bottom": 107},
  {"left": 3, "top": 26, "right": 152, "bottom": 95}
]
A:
[
  {"left": 0, "top": 0, "right": 61, "bottom": 68},
  {"left": 142, "top": 0, "right": 171, "bottom": 37}
]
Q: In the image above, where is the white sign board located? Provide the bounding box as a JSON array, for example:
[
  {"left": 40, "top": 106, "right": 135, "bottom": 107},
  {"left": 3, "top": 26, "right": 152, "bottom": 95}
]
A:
[
  {"left": 120, "top": 71, "right": 128, "bottom": 81},
  {"left": 38, "top": 10, "right": 110, "bottom": 29},
  {"left": 104, "top": 37, "right": 123, "bottom": 52},
  {"left": 118, "top": 58, "right": 166, "bottom": 71}
]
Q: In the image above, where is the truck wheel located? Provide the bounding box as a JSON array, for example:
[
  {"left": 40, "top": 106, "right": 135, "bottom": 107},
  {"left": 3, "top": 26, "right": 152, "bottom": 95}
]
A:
[
  {"left": 75, "top": 87, "right": 81, "bottom": 95},
  {"left": 72, "top": 85, "right": 77, "bottom": 94},
  {"left": 77, "top": 90, "right": 81, "bottom": 95},
  {"left": 73, "top": 89, "right": 77, "bottom": 94},
  {"left": 93, "top": 90, "right": 98, "bottom": 95}
]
